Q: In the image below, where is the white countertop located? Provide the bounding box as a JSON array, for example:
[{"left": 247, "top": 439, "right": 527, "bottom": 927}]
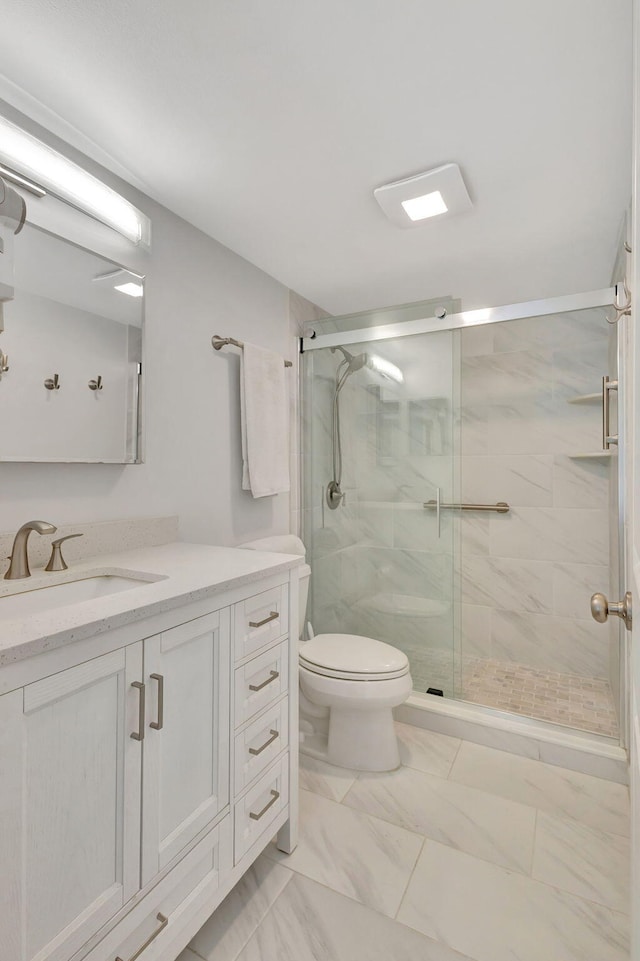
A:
[{"left": 0, "top": 542, "right": 302, "bottom": 666}]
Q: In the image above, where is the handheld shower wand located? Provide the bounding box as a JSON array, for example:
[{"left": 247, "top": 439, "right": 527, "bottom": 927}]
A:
[{"left": 326, "top": 346, "right": 368, "bottom": 510}]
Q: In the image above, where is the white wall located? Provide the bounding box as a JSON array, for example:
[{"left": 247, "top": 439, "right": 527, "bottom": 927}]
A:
[{"left": 0, "top": 101, "right": 298, "bottom": 546}]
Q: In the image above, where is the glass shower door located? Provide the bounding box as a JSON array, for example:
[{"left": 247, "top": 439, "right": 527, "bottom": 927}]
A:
[{"left": 303, "top": 329, "right": 458, "bottom": 696}]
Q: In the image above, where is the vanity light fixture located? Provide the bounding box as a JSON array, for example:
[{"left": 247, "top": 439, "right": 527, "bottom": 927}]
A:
[
  {"left": 374, "top": 163, "right": 472, "bottom": 228},
  {"left": 0, "top": 116, "right": 151, "bottom": 245}
]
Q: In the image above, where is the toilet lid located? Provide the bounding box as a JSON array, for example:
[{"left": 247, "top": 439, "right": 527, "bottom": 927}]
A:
[{"left": 299, "top": 633, "right": 409, "bottom": 679}]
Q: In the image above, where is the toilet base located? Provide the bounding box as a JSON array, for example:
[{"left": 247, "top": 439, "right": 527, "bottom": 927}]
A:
[
  {"left": 328, "top": 706, "right": 401, "bottom": 771},
  {"left": 300, "top": 706, "right": 402, "bottom": 772}
]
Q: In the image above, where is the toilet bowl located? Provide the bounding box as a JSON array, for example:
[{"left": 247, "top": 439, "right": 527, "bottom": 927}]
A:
[{"left": 239, "top": 535, "right": 413, "bottom": 772}]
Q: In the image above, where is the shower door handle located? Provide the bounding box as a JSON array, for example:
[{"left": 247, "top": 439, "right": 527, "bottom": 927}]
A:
[
  {"left": 602, "top": 376, "right": 618, "bottom": 449},
  {"left": 436, "top": 487, "right": 441, "bottom": 538}
]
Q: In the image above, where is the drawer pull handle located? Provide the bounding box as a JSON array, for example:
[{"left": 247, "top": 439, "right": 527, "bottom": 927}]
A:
[
  {"left": 115, "top": 912, "right": 168, "bottom": 961},
  {"left": 249, "top": 789, "right": 280, "bottom": 820},
  {"left": 249, "top": 610, "right": 280, "bottom": 628},
  {"left": 150, "top": 673, "right": 164, "bottom": 730},
  {"left": 130, "top": 681, "right": 145, "bottom": 741},
  {"left": 249, "top": 669, "right": 279, "bottom": 692},
  {"left": 249, "top": 729, "right": 279, "bottom": 756}
]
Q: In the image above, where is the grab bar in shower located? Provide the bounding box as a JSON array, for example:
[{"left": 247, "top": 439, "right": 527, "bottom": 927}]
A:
[{"left": 423, "top": 500, "right": 510, "bottom": 514}]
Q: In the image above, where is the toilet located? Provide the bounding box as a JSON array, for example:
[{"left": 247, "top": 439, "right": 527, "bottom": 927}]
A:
[{"left": 240, "top": 535, "right": 413, "bottom": 772}]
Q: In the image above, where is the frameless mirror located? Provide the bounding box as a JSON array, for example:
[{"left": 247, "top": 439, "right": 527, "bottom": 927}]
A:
[{"left": 0, "top": 223, "right": 143, "bottom": 463}]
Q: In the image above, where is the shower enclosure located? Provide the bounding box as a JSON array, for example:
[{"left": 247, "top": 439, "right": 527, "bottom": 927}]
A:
[{"left": 302, "top": 289, "right": 626, "bottom": 743}]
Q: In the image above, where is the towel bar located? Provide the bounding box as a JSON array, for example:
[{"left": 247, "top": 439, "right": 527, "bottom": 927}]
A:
[{"left": 211, "top": 335, "right": 293, "bottom": 367}]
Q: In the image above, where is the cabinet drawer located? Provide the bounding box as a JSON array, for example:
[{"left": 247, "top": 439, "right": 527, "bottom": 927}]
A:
[
  {"left": 234, "top": 641, "right": 289, "bottom": 727},
  {"left": 84, "top": 816, "right": 232, "bottom": 961},
  {"left": 234, "top": 584, "right": 289, "bottom": 660},
  {"left": 234, "top": 756, "right": 289, "bottom": 863},
  {"left": 234, "top": 698, "right": 289, "bottom": 795}
]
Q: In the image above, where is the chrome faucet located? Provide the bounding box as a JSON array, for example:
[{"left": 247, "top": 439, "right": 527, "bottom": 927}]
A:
[{"left": 5, "top": 520, "right": 57, "bottom": 580}]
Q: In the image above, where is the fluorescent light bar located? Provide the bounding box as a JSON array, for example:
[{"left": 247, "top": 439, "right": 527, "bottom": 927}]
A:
[
  {"left": 0, "top": 116, "right": 150, "bottom": 245},
  {"left": 115, "top": 282, "right": 144, "bottom": 298},
  {"left": 401, "top": 190, "right": 448, "bottom": 221},
  {"left": 368, "top": 354, "right": 404, "bottom": 383},
  {"left": 0, "top": 162, "right": 46, "bottom": 197}
]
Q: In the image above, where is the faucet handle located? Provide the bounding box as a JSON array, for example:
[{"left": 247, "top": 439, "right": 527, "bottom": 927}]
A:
[{"left": 45, "top": 533, "right": 84, "bottom": 572}]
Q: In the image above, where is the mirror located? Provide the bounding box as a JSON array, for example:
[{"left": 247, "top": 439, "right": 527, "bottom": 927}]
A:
[{"left": 1, "top": 223, "right": 143, "bottom": 463}]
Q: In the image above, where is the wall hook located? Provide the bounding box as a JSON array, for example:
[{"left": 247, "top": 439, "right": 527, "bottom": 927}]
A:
[
  {"left": 0, "top": 349, "right": 8, "bottom": 376},
  {"left": 44, "top": 374, "right": 60, "bottom": 390},
  {"left": 88, "top": 376, "right": 103, "bottom": 391},
  {"left": 606, "top": 282, "right": 631, "bottom": 325}
]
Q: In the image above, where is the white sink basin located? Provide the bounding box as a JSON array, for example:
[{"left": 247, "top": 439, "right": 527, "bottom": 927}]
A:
[{"left": 0, "top": 574, "right": 155, "bottom": 620}]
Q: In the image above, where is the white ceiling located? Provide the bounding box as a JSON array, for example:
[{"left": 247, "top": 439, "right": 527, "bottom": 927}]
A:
[{"left": 0, "top": 0, "right": 632, "bottom": 315}]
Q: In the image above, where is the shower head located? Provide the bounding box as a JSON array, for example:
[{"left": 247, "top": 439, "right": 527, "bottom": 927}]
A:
[{"left": 331, "top": 345, "right": 368, "bottom": 373}]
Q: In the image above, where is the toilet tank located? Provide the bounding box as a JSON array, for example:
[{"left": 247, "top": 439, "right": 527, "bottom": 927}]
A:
[{"left": 238, "top": 535, "right": 310, "bottom": 638}]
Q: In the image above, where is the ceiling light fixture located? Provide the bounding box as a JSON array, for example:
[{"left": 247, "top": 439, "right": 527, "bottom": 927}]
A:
[
  {"left": 374, "top": 163, "right": 472, "bottom": 228},
  {"left": 114, "top": 282, "right": 144, "bottom": 298},
  {"left": 0, "top": 115, "right": 151, "bottom": 245},
  {"left": 368, "top": 354, "right": 404, "bottom": 383},
  {"left": 401, "top": 190, "right": 448, "bottom": 221}
]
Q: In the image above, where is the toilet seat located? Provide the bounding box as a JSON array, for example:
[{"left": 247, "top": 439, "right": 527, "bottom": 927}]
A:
[{"left": 299, "top": 633, "right": 410, "bottom": 681}]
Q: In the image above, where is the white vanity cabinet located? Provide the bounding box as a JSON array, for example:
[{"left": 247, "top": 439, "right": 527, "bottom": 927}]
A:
[
  {"left": 0, "top": 551, "right": 299, "bottom": 961},
  {"left": 141, "top": 610, "right": 230, "bottom": 884},
  {"left": 0, "top": 645, "right": 144, "bottom": 961}
]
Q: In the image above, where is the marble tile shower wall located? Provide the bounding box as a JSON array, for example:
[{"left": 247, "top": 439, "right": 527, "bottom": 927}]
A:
[{"left": 459, "top": 310, "right": 611, "bottom": 680}]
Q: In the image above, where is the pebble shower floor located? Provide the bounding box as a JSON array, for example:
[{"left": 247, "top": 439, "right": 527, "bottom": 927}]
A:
[{"left": 462, "top": 658, "right": 619, "bottom": 737}]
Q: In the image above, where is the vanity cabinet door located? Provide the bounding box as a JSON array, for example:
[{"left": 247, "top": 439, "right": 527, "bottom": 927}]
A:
[
  {"left": 0, "top": 643, "right": 143, "bottom": 961},
  {"left": 141, "top": 609, "right": 230, "bottom": 885}
]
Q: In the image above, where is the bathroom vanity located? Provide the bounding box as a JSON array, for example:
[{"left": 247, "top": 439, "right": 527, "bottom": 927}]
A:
[{"left": 0, "top": 542, "right": 301, "bottom": 961}]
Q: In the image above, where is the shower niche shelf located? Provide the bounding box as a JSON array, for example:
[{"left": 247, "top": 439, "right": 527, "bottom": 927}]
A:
[{"left": 566, "top": 392, "right": 601, "bottom": 405}]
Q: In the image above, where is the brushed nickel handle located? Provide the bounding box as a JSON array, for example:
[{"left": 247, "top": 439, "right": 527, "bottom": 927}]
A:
[
  {"left": 44, "top": 532, "right": 84, "bottom": 572},
  {"left": 424, "top": 500, "right": 510, "bottom": 514},
  {"left": 249, "top": 789, "right": 280, "bottom": 820},
  {"left": 130, "top": 681, "right": 145, "bottom": 741},
  {"left": 150, "top": 673, "right": 164, "bottom": 730},
  {"left": 249, "top": 610, "right": 279, "bottom": 628},
  {"left": 115, "top": 912, "right": 168, "bottom": 961},
  {"left": 591, "top": 591, "right": 632, "bottom": 631},
  {"left": 602, "top": 376, "right": 619, "bottom": 449},
  {"left": 249, "top": 669, "right": 279, "bottom": 692},
  {"left": 44, "top": 373, "right": 60, "bottom": 390},
  {"left": 88, "top": 375, "right": 103, "bottom": 391},
  {"left": 249, "top": 729, "right": 279, "bottom": 756}
]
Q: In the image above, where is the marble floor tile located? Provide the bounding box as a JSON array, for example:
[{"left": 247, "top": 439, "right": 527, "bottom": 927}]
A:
[
  {"left": 532, "top": 812, "right": 630, "bottom": 914},
  {"left": 397, "top": 840, "right": 629, "bottom": 961},
  {"left": 266, "top": 789, "right": 423, "bottom": 917},
  {"left": 189, "top": 854, "right": 292, "bottom": 961},
  {"left": 449, "top": 742, "right": 630, "bottom": 837},
  {"left": 299, "top": 754, "right": 358, "bottom": 802},
  {"left": 236, "top": 873, "right": 475, "bottom": 961},
  {"left": 395, "top": 720, "right": 461, "bottom": 777},
  {"left": 343, "top": 764, "right": 536, "bottom": 873}
]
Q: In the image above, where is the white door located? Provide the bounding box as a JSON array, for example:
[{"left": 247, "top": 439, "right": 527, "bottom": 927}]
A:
[
  {"left": 0, "top": 644, "right": 143, "bottom": 961},
  {"left": 141, "top": 609, "right": 230, "bottom": 884}
]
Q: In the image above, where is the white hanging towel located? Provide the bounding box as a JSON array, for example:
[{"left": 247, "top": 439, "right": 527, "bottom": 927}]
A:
[{"left": 240, "top": 342, "right": 290, "bottom": 497}]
